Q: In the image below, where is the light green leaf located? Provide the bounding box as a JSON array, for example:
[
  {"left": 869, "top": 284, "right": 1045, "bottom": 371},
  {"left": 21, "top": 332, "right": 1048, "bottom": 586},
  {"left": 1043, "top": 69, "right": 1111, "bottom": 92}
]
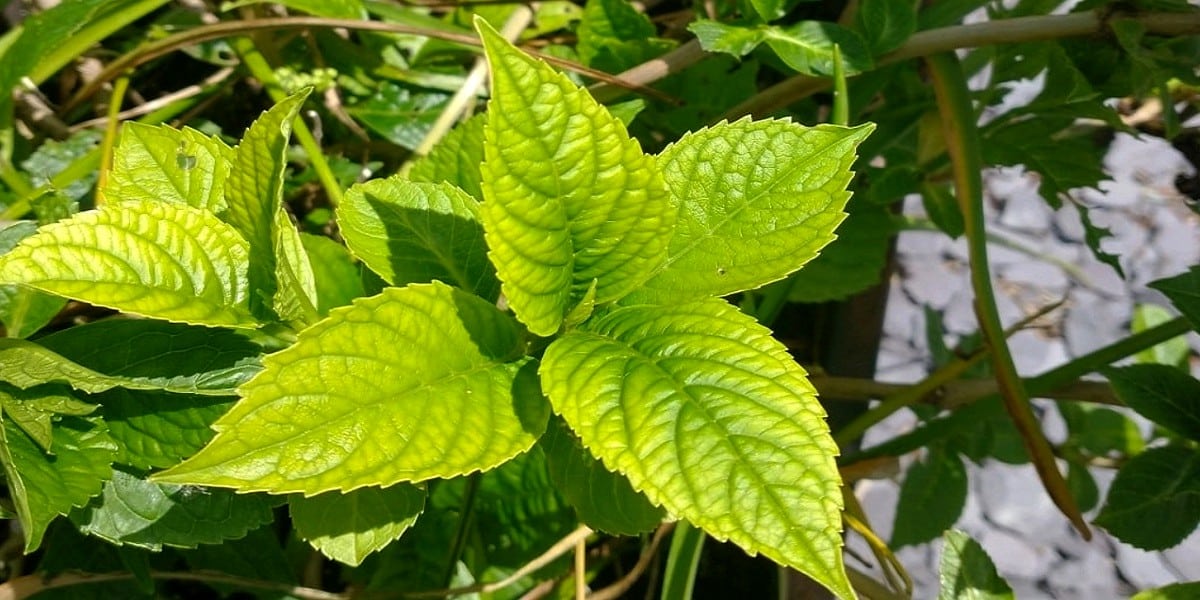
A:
[
  {"left": 106, "top": 122, "right": 233, "bottom": 212},
  {"left": 0, "top": 200, "right": 257, "bottom": 328},
  {"left": 272, "top": 207, "right": 320, "bottom": 327},
  {"left": 0, "top": 383, "right": 94, "bottom": 452},
  {"left": 891, "top": 446, "right": 968, "bottom": 548},
  {"left": 541, "top": 417, "right": 664, "bottom": 535},
  {"left": 1095, "top": 445, "right": 1200, "bottom": 550},
  {"left": 1133, "top": 304, "right": 1190, "bottom": 366},
  {"left": 407, "top": 112, "right": 486, "bottom": 201},
  {"left": 786, "top": 200, "right": 896, "bottom": 302},
  {"left": 0, "top": 414, "right": 116, "bottom": 551},
  {"left": 688, "top": 20, "right": 766, "bottom": 57},
  {"left": 1102, "top": 364, "right": 1200, "bottom": 443},
  {"left": 540, "top": 298, "right": 851, "bottom": 599},
  {"left": 748, "top": 0, "right": 788, "bottom": 22},
  {"left": 300, "top": 233, "right": 365, "bottom": 315},
  {"left": 337, "top": 178, "right": 499, "bottom": 300},
  {"left": 938, "top": 529, "right": 1014, "bottom": 600},
  {"left": 224, "top": 90, "right": 309, "bottom": 321},
  {"left": 477, "top": 19, "right": 675, "bottom": 335},
  {"left": 1132, "top": 582, "right": 1200, "bottom": 600},
  {"left": 73, "top": 469, "right": 276, "bottom": 550},
  {"left": 99, "top": 389, "right": 235, "bottom": 469},
  {"left": 0, "top": 220, "right": 66, "bottom": 338},
  {"left": 764, "top": 22, "right": 874, "bottom": 77},
  {"left": 155, "top": 282, "right": 549, "bottom": 495},
  {"left": 630, "top": 119, "right": 872, "bottom": 304},
  {"left": 290, "top": 484, "right": 426, "bottom": 566},
  {"left": 1150, "top": 267, "right": 1200, "bottom": 330}
]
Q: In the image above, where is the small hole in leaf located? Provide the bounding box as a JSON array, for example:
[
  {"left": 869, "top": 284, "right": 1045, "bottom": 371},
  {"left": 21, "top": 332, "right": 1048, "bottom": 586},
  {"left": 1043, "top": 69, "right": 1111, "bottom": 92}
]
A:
[{"left": 717, "top": 267, "right": 727, "bottom": 276}]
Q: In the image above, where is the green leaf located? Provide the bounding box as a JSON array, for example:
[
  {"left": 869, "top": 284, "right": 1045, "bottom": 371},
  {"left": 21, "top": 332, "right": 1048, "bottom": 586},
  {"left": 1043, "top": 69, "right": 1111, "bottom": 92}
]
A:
[
  {"left": 748, "top": 0, "right": 788, "bottom": 22},
  {"left": 763, "top": 22, "right": 874, "bottom": 77},
  {"left": 540, "top": 298, "right": 851, "bottom": 600},
  {"left": 891, "top": 447, "right": 968, "bottom": 548},
  {"left": 0, "top": 221, "right": 66, "bottom": 338},
  {"left": 1095, "top": 445, "right": 1200, "bottom": 550},
  {"left": 576, "top": 0, "right": 675, "bottom": 72},
  {"left": 1150, "top": 267, "right": 1200, "bottom": 330},
  {"left": 223, "top": 0, "right": 364, "bottom": 18},
  {"left": 0, "top": 383, "right": 95, "bottom": 453},
  {"left": 477, "top": 19, "right": 674, "bottom": 335},
  {"left": 1102, "top": 364, "right": 1200, "bottom": 442},
  {"left": 854, "top": 0, "right": 917, "bottom": 55},
  {"left": 786, "top": 200, "right": 896, "bottom": 302},
  {"left": 224, "top": 89, "right": 309, "bottom": 321},
  {"left": 630, "top": 119, "right": 872, "bottom": 304},
  {"left": 73, "top": 469, "right": 276, "bottom": 550},
  {"left": 1133, "top": 304, "right": 1190, "bottom": 366},
  {"left": 0, "top": 415, "right": 116, "bottom": 551},
  {"left": 300, "top": 233, "right": 365, "bottom": 315},
  {"left": 337, "top": 178, "right": 499, "bottom": 300},
  {"left": 98, "top": 389, "right": 235, "bottom": 470},
  {"left": 106, "top": 122, "right": 233, "bottom": 212},
  {"left": 272, "top": 207, "right": 320, "bottom": 326},
  {"left": 938, "top": 529, "right": 1014, "bottom": 600},
  {"left": 348, "top": 84, "right": 449, "bottom": 152},
  {"left": 182, "top": 526, "right": 296, "bottom": 589},
  {"left": 290, "top": 484, "right": 426, "bottom": 566},
  {"left": 38, "top": 318, "right": 261, "bottom": 393},
  {"left": 1068, "top": 405, "right": 1144, "bottom": 457},
  {"left": 1066, "top": 462, "right": 1099, "bottom": 513},
  {"left": 155, "top": 282, "right": 549, "bottom": 494},
  {"left": 541, "top": 417, "right": 664, "bottom": 535},
  {"left": 1075, "top": 201, "right": 1124, "bottom": 277},
  {"left": 1132, "top": 582, "right": 1200, "bottom": 600},
  {"left": 0, "top": 200, "right": 257, "bottom": 328},
  {"left": 407, "top": 112, "right": 486, "bottom": 201},
  {"left": 688, "top": 20, "right": 767, "bottom": 57}
]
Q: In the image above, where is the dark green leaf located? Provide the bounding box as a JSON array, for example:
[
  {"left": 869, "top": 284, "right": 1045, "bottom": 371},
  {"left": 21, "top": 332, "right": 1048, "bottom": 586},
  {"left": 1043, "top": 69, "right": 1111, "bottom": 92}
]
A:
[
  {"left": 541, "top": 418, "right": 664, "bottom": 535},
  {"left": 1150, "top": 267, "right": 1200, "bottom": 330},
  {"left": 786, "top": 200, "right": 896, "bottom": 302},
  {"left": 764, "top": 22, "right": 873, "bottom": 77},
  {"left": 920, "top": 182, "right": 965, "bottom": 238},
  {"left": 98, "top": 388, "right": 234, "bottom": 470},
  {"left": 855, "top": 0, "right": 917, "bottom": 55},
  {"left": 1067, "top": 463, "right": 1099, "bottom": 513},
  {"left": 892, "top": 447, "right": 967, "bottom": 548},
  {"left": 1103, "top": 364, "right": 1200, "bottom": 442},
  {"left": 348, "top": 83, "right": 450, "bottom": 151},
  {"left": 1132, "top": 582, "right": 1200, "bottom": 600},
  {"left": 938, "top": 529, "right": 1014, "bottom": 600},
  {"left": 73, "top": 469, "right": 276, "bottom": 550},
  {"left": 0, "top": 383, "right": 95, "bottom": 453},
  {"left": 576, "top": 0, "right": 674, "bottom": 72},
  {"left": 1095, "top": 445, "right": 1200, "bottom": 550},
  {"left": 21, "top": 130, "right": 101, "bottom": 204}
]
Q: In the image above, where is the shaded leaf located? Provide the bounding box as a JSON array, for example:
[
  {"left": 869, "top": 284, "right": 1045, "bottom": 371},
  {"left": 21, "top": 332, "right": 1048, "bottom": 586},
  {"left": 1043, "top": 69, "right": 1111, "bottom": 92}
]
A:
[
  {"left": 1150, "top": 267, "right": 1200, "bottom": 330},
  {"left": 300, "top": 233, "right": 365, "bottom": 314},
  {"left": 477, "top": 19, "right": 674, "bottom": 335},
  {"left": 938, "top": 529, "right": 1014, "bottom": 600},
  {"left": 99, "top": 389, "right": 234, "bottom": 470},
  {"left": 764, "top": 22, "right": 873, "bottom": 77},
  {"left": 0, "top": 221, "right": 66, "bottom": 338},
  {"left": 155, "top": 282, "right": 549, "bottom": 494},
  {"left": 1103, "top": 364, "right": 1200, "bottom": 442},
  {"left": 106, "top": 122, "right": 233, "bottom": 212},
  {"left": 892, "top": 447, "right": 967, "bottom": 548},
  {"left": 1095, "top": 445, "right": 1200, "bottom": 550},
  {"left": 540, "top": 298, "right": 851, "bottom": 599},
  {"left": 337, "top": 178, "right": 498, "bottom": 299},
  {"left": 1133, "top": 304, "right": 1190, "bottom": 366},
  {"left": 348, "top": 84, "right": 450, "bottom": 152},
  {"left": 576, "top": 0, "right": 674, "bottom": 72},
  {"left": 631, "top": 119, "right": 872, "bottom": 304},
  {"left": 0, "top": 383, "right": 94, "bottom": 453},
  {"left": 0, "top": 415, "right": 116, "bottom": 551},
  {"left": 0, "top": 200, "right": 257, "bottom": 328},
  {"left": 290, "top": 484, "right": 425, "bottom": 566},
  {"left": 541, "top": 417, "right": 664, "bottom": 535},
  {"left": 855, "top": 0, "right": 917, "bottom": 55},
  {"left": 73, "top": 469, "right": 276, "bottom": 550},
  {"left": 787, "top": 200, "right": 896, "bottom": 302},
  {"left": 1132, "top": 582, "right": 1200, "bottom": 600}
]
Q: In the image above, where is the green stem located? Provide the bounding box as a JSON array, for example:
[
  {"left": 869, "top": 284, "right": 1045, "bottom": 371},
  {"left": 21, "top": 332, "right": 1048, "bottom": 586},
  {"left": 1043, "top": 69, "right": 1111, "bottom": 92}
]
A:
[
  {"left": 442, "top": 472, "right": 481, "bottom": 589},
  {"left": 660, "top": 521, "right": 705, "bottom": 600},
  {"left": 26, "top": 0, "right": 169, "bottom": 87},
  {"left": 928, "top": 51, "right": 1088, "bottom": 538},
  {"left": 96, "top": 76, "right": 130, "bottom": 206},
  {"left": 229, "top": 36, "right": 344, "bottom": 206},
  {"left": 831, "top": 44, "right": 849, "bottom": 127}
]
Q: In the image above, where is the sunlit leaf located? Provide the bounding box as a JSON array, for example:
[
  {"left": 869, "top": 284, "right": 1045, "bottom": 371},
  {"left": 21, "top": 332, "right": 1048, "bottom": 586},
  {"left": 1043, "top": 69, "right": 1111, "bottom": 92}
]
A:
[
  {"left": 106, "top": 122, "right": 233, "bottom": 212},
  {"left": 290, "top": 484, "right": 426, "bottom": 566},
  {"left": 300, "top": 233, "right": 365, "bottom": 315},
  {"left": 0, "top": 200, "right": 257, "bottom": 328},
  {"left": 540, "top": 298, "right": 851, "bottom": 599},
  {"left": 0, "top": 383, "right": 94, "bottom": 453},
  {"left": 155, "top": 282, "right": 549, "bottom": 494},
  {"left": 0, "top": 220, "right": 66, "bottom": 338},
  {"left": 631, "top": 118, "right": 872, "bottom": 304},
  {"left": 337, "top": 178, "right": 499, "bottom": 300},
  {"left": 763, "top": 22, "right": 873, "bottom": 76},
  {"left": 477, "top": 19, "right": 674, "bottom": 335}
]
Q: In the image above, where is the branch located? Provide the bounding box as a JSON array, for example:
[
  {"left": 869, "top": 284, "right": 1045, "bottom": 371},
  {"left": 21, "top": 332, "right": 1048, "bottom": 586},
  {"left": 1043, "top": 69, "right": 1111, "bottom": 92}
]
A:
[
  {"left": 812, "top": 375, "right": 1121, "bottom": 408},
  {"left": 0, "top": 570, "right": 346, "bottom": 600},
  {"left": 724, "top": 10, "right": 1200, "bottom": 119},
  {"left": 586, "top": 522, "right": 674, "bottom": 600}
]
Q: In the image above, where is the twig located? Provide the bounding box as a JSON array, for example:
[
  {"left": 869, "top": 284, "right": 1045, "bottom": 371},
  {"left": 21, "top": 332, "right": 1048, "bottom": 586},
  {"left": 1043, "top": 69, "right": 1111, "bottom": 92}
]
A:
[
  {"left": 587, "top": 523, "right": 674, "bottom": 600},
  {"left": 0, "top": 570, "right": 347, "bottom": 600},
  {"left": 589, "top": 39, "right": 704, "bottom": 103},
  {"left": 723, "top": 10, "right": 1200, "bottom": 119},
  {"left": 813, "top": 376, "right": 1121, "bottom": 408},
  {"left": 70, "top": 67, "right": 236, "bottom": 131},
  {"left": 575, "top": 532, "right": 587, "bottom": 599}
]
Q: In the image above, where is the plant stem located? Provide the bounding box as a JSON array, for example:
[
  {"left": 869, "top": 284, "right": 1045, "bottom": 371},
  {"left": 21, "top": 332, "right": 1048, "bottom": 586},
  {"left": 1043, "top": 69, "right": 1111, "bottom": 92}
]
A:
[
  {"left": 928, "top": 51, "right": 1089, "bottom": 539},
  {"left": 0, "top": 570, "right": 345, "bottom": 600},
  {"left": 95, "top": 76, "right": 130, "bottom": 206},
  {"left": 442, "top": 472, "right": 482, "bottom": 589},
  {"left": 230, "top": 35, "right": 344, "bottom": 206},
  {"left": 659, "top": 521, "right": 705, "bottom": 600},
  {"left": 724, "top": 10, "right": 1200, "bottom": 118}
]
